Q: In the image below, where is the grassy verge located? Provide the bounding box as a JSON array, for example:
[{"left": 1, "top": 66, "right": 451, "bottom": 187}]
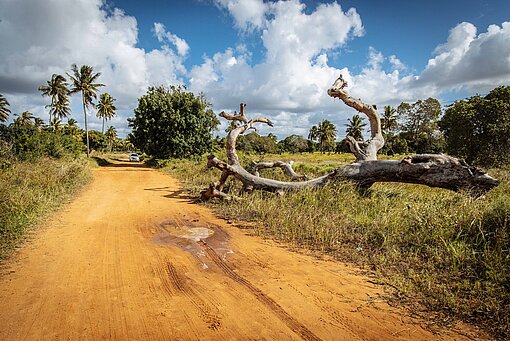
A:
[
  {"left": 163, "top": 152, "right": 510, "bottom": 339},
  {"left": 0, "top": 157, "right": 92, "bottom": 259}
]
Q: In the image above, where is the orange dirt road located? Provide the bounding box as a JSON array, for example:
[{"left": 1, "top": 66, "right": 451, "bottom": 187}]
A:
[{"left": 0, "top": 162, "right": 482, "bottom": 340}]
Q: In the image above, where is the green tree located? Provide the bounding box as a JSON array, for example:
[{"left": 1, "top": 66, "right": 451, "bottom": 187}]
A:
[
  {"left": 397, "top": 98, "right": 444, "bottom": 153},
  {"left": 308, "top": 125, "right": 318, "bottom": 141},
  {"left": 86, "top": 130, "right": 107, "bottom": 152},
  {"left": 0, "top": 94, "right": 11, "bottom": 123},
  {"left": 64, "top": 118, "right": 82, "bottom": 142},
  {"left": 129, "top": 86, "right": 219, "bottom": 159},
  {"left": 68, "top": 64, "right": 104, "bottom": 157},
  {"left": 345, "top": 114, "right": 366, "bottom": 141},
  {"left": 278, "top": 134, "right": 309, "bottom": 153},
  {"left": 96, "top": 93, "right": 117, "bottom": 134},
  {"left": 439, "top": 85, "right": 510, "bottom": 166},
  {"left": 105, "top": 126, "right": 117, "bottom": 152},
  {"left": 38, "top": 74, "right": 70, "bottom": 122},
  {"left": 13, "top": 111, "right": 35, "bottom": 127},
  {"left": 317, "top": 119, "right": 337, "bottom": 152},
  {"left": 67, "top": 118, "right": 78, "bottom": 127},
  {"left": 237, "top": 132, "right": 279, "bottom": 154},
  {"left": 33, "top": 117, "right": 45, "bottom": 130},
  {"left": 49, "top": 117, "right": 62, "bottom": 132}
]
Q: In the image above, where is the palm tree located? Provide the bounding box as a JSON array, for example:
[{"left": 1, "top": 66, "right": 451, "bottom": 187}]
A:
[
  {"left": 67, "top": 64, "right": 104, "bottom": 157},
  {"left": 96, "top": 93, "right": 117, "bottom": 134},
  {"left": 105, "top": 126, "right": 117, "bottom": 152},
  {"left": 317, "top": 119, "right": 337, "bottom": 152},
  {"left": 345, "top": 114, "right": 366, "bottom": 141},
  {"left": 34, "top": 117, "right": 45, "bottom": 129},
  {"left": 50, "top": 116, "right": 62, "bottom": 132},
  {"left": 0, "top": 94, "right": 11, "bottom": 123},
  {"left": 66, "top": 118, "right": 81, "bottom": 141},
  {"left": 308, "top": 125, "right": 319, "bottom": 141},
  {"left": 13, "top": 111, "right": 35, "bottom": 127},
  {"left": 38, "top": 74, "right": 70, "bottom": 122},
  {"left": 381, "top": 105, "right": 398, "bottom": 135},
  {"left": 67, "top": 118, "right": 78, "bottom": 127}
]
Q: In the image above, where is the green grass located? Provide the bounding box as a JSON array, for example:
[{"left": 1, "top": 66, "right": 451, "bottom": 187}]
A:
[
  {"left": 163, "top": 152, "right": 510, "bottom": 339},
  {"left": 0, "top": 157, "right": 92, "bottom": 259}
]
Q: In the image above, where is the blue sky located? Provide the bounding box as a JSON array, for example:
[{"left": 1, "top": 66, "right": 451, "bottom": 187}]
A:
[{"left": 1, "top": 0, "right": 509, "bottom": 139}]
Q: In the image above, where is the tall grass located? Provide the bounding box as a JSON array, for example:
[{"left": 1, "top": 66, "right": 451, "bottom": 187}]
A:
[
  {"left": 164, "top": 152, "right": 510, "bottom": 339},
  {"left": 0, "top": 157, "right": 91, "bottom": 258}
]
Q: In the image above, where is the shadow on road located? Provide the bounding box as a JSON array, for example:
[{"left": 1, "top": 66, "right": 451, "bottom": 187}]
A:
[
  {"left": 92, "top": 156, "right": 149, "bottom": 168},
  {"left": 144, "top": 187, "right": 197, "bottom": 201}
]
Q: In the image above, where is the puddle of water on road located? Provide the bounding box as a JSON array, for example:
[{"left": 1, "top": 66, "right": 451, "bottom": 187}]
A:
[{"left": 153, "top": 219, "right": 233, "bottom": 270}]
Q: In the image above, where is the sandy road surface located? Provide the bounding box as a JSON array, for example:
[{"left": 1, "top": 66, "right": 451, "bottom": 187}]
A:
[{"left": 0, "top": 162, "right": 482, "bottom": 340}]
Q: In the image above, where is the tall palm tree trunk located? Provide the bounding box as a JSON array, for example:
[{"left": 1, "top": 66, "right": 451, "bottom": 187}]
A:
[
  {"left": 102, "top": 117, "right": 105, "bottom": 134},
  {"left": 82, "top": 96, "right": 90, "bottom": 157}
]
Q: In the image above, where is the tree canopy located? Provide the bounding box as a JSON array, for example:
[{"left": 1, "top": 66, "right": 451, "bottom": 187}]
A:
[
  {"left": 278, "top": 134, "right": 309, "bottom": 153},
  {"left": 345, "top": 114, "right": 366, "bottom": 141},
  {"left": 237, "top": 132, "right": 279, "bottom": 154},
  {"left": 38, "top": 74, "right": 70, "bottom": 122},
  {"left": 129, "top": 86, "right": 219, "bottom": 159},
  {"left": 439, "top": 85, "right": 510, "bottom": 166}
]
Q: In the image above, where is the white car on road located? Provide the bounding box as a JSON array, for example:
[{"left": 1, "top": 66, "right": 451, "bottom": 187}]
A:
[{"left": 129, "top": 153, "right": 140, "bottom": 162}]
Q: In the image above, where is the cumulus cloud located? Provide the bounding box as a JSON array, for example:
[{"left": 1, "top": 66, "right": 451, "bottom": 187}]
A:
[
  {"left": 214, "top": 0, "right": 268, "bottom": 31},
  {"left": 153, "top": 22, "right": 190, "bottom": 56},
  {"left": 191, "top": 4, "right": 510, "bottom": 138},
  {"left": 191, "top": 0, "right": 365, "bottom": 137},
  {"left": 416, "top": 21, "right": 510, "bottom": 92}
]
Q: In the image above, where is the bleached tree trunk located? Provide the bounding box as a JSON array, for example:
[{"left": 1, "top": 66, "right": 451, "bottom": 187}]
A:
[{"left": 201, "top": 76, "right": 499, "bottom": 200}]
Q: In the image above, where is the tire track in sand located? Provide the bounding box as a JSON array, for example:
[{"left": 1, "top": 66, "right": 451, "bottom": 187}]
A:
[
  {"left": 165, "top": 262, "right": 222, "bottom": 331},
  {"left": 199, "top": 240, "right": 321, "bottom": 341}
]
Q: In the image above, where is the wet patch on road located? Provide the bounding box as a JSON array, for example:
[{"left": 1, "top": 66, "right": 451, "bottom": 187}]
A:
[{"left": 153, "top": 218, "right": 233, "bottom": 270}]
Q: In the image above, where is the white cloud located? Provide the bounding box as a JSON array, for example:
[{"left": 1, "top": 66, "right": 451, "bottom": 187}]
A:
[
  {"left": 191, "top": 0, "right": 365, "bottom": 137},
  {"left": 416, "top": 21, "right": 510, "bottom": 92},
  {"left": 389, "top": 55, "right": 406, "bottom": 72},
  {"left": 214, "top": 0, "right": 268, "bottom": 31},
  {"left": 153, "top": 22, "right": 190, "bottom": 56}
]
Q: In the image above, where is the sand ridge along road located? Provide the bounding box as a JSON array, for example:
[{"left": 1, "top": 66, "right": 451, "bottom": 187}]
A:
[{"left": 0, "top": 161, "right": 482, "bottom": 340}]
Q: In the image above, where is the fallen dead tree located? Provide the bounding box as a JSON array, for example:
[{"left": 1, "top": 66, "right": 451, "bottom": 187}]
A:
[{"left": 201, "top": 75, "right": 499, "bottom": 200}]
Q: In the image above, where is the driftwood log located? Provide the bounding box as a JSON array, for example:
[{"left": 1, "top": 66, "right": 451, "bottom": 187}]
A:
[{"left": 201, "top": 76, "right": 499, "bottom": 200}]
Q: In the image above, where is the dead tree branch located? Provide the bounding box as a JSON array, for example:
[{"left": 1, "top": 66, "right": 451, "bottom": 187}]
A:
[
  {"left": 328, "top": 74, "right": 384, "bottom": 161},
  {"left": 252, "top": 160, "right": 308, "bottom": 181},
  {"left": 200, "top": 77, "right": 499, "bottom": 200}
]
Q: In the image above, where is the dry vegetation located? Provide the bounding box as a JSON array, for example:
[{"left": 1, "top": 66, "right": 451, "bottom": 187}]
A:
[
  {"left": 0, "top": 158, "right": 91, "bottom": 259},
  {"left": 163, "top": 151, "right": 510, "bottom": 339}
]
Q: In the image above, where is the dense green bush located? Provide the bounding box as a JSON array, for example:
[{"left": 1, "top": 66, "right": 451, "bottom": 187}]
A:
[
  {"left": 129, "top": 85, "right": 219, "bottom": 159},
  {"left": 0, "top": 125, "right": 83, "bottom": 161},
  {"left": 440, "top": 86, "right": 510, "bottom": 166},
  {"left": 237, "top": 132, "right": 279, "bottom": 154}
]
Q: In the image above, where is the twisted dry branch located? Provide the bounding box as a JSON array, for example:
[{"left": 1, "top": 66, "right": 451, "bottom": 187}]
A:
[{"left": 200, "top": 76, "right": 499, "bottom": 200}]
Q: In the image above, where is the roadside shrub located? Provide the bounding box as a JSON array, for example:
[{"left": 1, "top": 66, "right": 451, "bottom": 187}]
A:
[{"left": 0, "top": 125, "right": 82, "bottom": 161}]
